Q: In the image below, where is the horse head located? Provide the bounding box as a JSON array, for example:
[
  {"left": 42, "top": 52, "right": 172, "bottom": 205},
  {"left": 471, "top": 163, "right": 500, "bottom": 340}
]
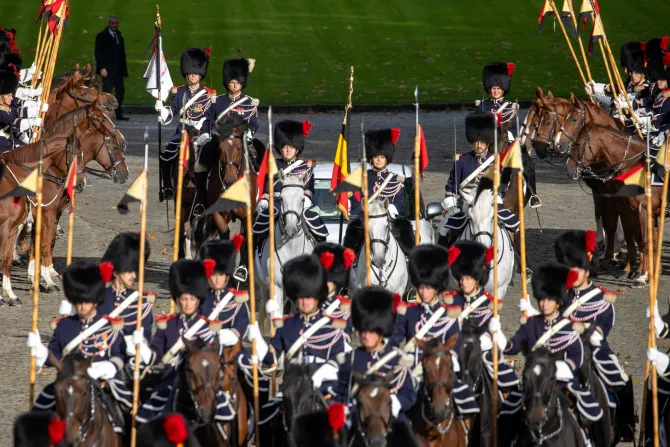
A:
[
  {"left": 566, "top": 121, "right": 602, "bottom": 180},
  {"left": 181, "top": 336, "right": 223, "bottom": 424},
  {"left": 79, "top": 121, "right": 128, "bottom": 189},
  {"left": 51, "top": 352, "right": 95, "bottom": 445},
  {"left": 458, "top": 320, "right": 487, "bottom": 394},
  {"left": 83, "top": 99, "right": 128, "bottom": 184},
  {"left": 533, "top": 94, "right": 573, "bottom": 157},
  {"left": 522, "top": 346, "right": 560, "bottom": 429},
  {"left": 553, "top": 93, "right": 588, "bottom": 154},
  {"left": 469, "top": 189, "right": 495, "bottom": 248},
  {"left": 218, "top": 116, "right": 247, "bottom": 186},
  {"left": 417, "top": 333, "right": 458, "bottom": 421},
  {"left": 353, "top": 371, "right": 394, "bottom": 447},
  {"left": 283, "top": 362, "right": 326, "bottom": 433},
  {"left": 278, "top": 172, "right": 308, "bottom": 238},
  {"left": 368, "top": 199, "right": 391, "bottom": 269}
]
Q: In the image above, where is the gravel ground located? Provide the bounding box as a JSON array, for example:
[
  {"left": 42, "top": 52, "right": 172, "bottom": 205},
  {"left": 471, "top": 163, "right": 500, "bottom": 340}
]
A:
[{"left": 0, "top": 110, "right": 666, "bottom": 443}]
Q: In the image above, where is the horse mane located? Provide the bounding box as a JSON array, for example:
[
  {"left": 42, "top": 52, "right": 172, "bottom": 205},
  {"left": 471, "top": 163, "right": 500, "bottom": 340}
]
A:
[
  {"left": 57, "top": 352, "right": 91, "bottom": 380},
  {"left": 50, "top": 72, "right": 83, "bottom": 101},
  {"left": 43, "top": 106, "right": 89, "bottom": 139},
  {"left": 368, "top": 199, "right": 387, "bottom": 216},
  {"left": 471, "top": 188, "right": 494, "bottom": 219}
]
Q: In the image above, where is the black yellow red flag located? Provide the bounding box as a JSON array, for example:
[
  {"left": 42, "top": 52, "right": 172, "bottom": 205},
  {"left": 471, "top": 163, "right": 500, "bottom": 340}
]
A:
[
  {"left": 537, "top": 0, "right": 554, "bottom": 34},
  {"left": 205, "top": 176, "right": 248, "bottom": 214},
  {"left": 331, "top": 109, "right": 352, "bottom": 219},
  {"left": 117, "top": 169, "right": 147, "bottom": 213}
]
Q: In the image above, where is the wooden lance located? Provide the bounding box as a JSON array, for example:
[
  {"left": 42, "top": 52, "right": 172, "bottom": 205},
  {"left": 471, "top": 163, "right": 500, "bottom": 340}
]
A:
[
  {"left": 361, "top": 119, "right": 372, "bottom": 286},
  {"left": 491, "top": 116, "right": 501, "bottom": 447},
  {"left": 547, "top": 0, "right": 589, "bottom": 89},
  {"left": 267, "top": 106, "right": 279, "bottom": 397},
  {"left": 414, "top": 87, "right": 422, "bottom": 302}
]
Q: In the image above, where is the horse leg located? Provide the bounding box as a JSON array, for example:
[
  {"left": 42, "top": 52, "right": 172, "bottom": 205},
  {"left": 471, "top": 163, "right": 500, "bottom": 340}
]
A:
[
  {"left": 38, "top": 208, "right": 60, "bottom": 292},
  {"left": 3, "top": 226, "right": 21, "bottom": 304},
  {"left": 618, "top": 206, "right": 638, "bottom": 274},
  {"left": 636, "top": 201, "right": 650, "bottom": 285},
  {"left": 13, "top": 220, "right": 26, "bottom": 265}
]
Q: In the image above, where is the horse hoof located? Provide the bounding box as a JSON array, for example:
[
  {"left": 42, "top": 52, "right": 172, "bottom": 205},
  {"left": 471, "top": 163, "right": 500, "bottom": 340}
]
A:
[
  {"left": 627, "top": 271, "right": 637, "bottom": 280},
  {"left": 12, "top": 258, "right": 27, "bottom": 267},
  {"left": 45, "top": 283, "right": 61, "bottom": 293},
  {"left": 8, "top": 298, "right": 23, "bottom": 307},
  {"left": 0, "top": 299, "right": 8, "bottom": 308}
]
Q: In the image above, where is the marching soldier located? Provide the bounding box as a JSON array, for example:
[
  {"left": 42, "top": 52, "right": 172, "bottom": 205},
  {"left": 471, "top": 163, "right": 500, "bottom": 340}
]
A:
[
  {"left": 439, "top": 112, "right": 521, "bottom": 241},
  {"left": 198, "top": 236, "right": 250, "bottom": 344},
  {"left": 98, "top": 232, "right": 154, "bottom": 342},
  {"left": 155, "top": 48, "right": 214, "bottom": 203},
  {"left": 133, "top": 259, "right": 235, "bottom": 424},
  {"left": 475, "top": 62, "right": 517, "bottom": 141},
  {"left": 333, "top": 286, "right": 418, "bottom": 421},
  {"left": 312, "top": 242, "right": 356, "bottom": 341},
  {"left": 555, "top": 230, "right": 635, "bottom": 442},
  {"left": 30, "top": 260, "right": 132, "bottom": 433},
  {"left": 392, "top": 244, "right": 480, "bottom": 417},
  {"left": 490, "top": 263, "right": 605, "bottom": 427},
  {"left": 253, "top": 120, "right": 328, "bottom": 242}
]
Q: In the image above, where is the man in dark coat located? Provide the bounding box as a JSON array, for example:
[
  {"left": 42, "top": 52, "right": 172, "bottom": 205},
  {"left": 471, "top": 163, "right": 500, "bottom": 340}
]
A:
[{"left": 95, "top": 15, "right": 129, "bottom": 120}]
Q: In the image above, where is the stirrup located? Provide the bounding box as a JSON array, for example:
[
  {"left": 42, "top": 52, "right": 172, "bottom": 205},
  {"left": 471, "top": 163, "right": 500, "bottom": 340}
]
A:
[
  {"left": 525, "top": 268, "right": 533, "bottom": 283},
  {"left": 193, "top": 203, "right": 206, "bottom": 217},
  {"left": 529, "top": 195, "right": 542, "bottom": 208},
  {"left": 233, "top": 265, "right": 248, "bottom": 283},
  {"left": 162, "top": 188, "right": 174, "bottom": 200}
]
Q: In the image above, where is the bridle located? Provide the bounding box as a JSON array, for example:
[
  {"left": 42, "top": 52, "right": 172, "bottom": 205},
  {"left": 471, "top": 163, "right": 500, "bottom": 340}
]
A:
[
  {"left": 567, "top": 130, "right": 641, "bottom": 182},
  {"left": 58, "top": 376, "right": 103, "bottom": 446},
  {"left": 355, "top": 383, "right": 393, "bottom": 446},
  {"left": 535, "top": 104, "right": 564, "bottom": 151},
  {"left": 181, "top": 357, "right": 224, "bottom": 428},
  {"left": 556, "top": 107, "right": 586, "bottom": 150},
  {"left": 218, "top": 134, "right": 243, "bottom": 187},
  {"left": 420, "top": 349, "right": 455, "bottom": 435},
  {"left": 82, "top": 110, "right": 126, "bottom": 184},
  {"left": 279, "top": 184, "right": 306, "bottom": 236},
  {"left": 524, "top": 395, "right": 564, "bottom": 445}
]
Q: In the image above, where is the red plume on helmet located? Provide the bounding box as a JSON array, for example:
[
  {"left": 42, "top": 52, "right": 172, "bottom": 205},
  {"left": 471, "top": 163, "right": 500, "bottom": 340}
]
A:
[
  {"left": 641, "top": 41, "right": 647, "bottom": 52},
  {"left": 448, "top": 246, "right": 461, "bottom": 267},
  {"left": 585, "top": 230, "right": 596, "bottom": 255},
  {"left": 485, "top": 246, "right": 495, "bottom": 265},
  {"left": 163, "top": 414, "right": 188, "bottom": 446},
  {"left": 232, "top": 234, "right": 244, "bottom": 252},
  {"left": 48, "top": 417, "right": 66, "bottom": 446},
  {"left": 203, "top": 47, "right": 212, "bottom": 57},
  {"left": 328, "top": 402, "right": 347, "bottom": 439},
  {"left": 390, "top": 128, "right": 401, "bottom": 144},
  {"left": 320, "top": 252, "right": 335, "bottom": 270},
  {"left": 392, "top": 293, "right": 403, "bottom": 314},
  {"left": 507, "top": 62, "right": 516, "bottom": 77},
  {"left": 661, "top": 36, "right": 669, "bottom": 51},
  {"left": 343, "top": 248, "right": 356, "bottom": 270},
  {"left": 203, "top": 258, "right": 216, "bottom": 278},
  {"left": 566, "top": 268, "right": 579, "bottom": 289},
  {"left": 664, "top": 52, "right": 670, "bottom": 67},
  {"left": 302, "top": 120, "right": 312, "bottom": 136},
  {"left": 99, "top": 261, "right": 114, "bottom": 283}
]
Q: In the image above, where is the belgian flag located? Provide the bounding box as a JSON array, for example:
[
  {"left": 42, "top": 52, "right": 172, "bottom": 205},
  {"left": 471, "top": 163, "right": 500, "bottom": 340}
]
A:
[
  {"left": 652, "top": 141, "right": 669, "bottom": 179},
  {"left": 537, "top": 0, "right": 554, "bottom": 34},
  {"left": 205, "top": 176, "right": 249, "bottom": 214},
  {"left": 333, "top": 164, "right": 364, "bottom": 195},
  {"left": 0, "top": 168, "right": 39, "bottom": 209},
  {"left": 331, "top": 109, "right": 353, "bottom": 219},
  {"left": 117, "top": 169, "right": 147, "bottom": 213},
  {"left": 579, "top": 0, "right": 599, "bottom": 27},
  {"left": 612, "top": 164, "right": 645, "bottom": 197}
]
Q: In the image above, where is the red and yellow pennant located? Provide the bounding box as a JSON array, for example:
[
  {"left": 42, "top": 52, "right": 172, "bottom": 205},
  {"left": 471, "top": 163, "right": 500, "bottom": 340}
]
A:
[
  {"left": 587, "top": 15, "right": 604, "bottom": 56},
  {"left": 65, "top": 158, "right": 77, "bottom": 211},
  {"left": 537, "top": 0, "right": 554, "bottom": 33},
  {"left": 612, "top": 164, "right": 645, "bottom": 197},
  {"left": 418, "top": 125, "right": 429, "bottom": 178}
]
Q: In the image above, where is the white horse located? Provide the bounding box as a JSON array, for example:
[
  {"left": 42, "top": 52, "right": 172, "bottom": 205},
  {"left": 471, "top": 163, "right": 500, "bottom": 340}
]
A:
[
  {"left": 348, "top": 199, "right": 409, "bottom": 295},
  {"left": 455, "top": 189, "right": 515, "bottom": 299},
  {"left": 256, "top": 172, "right": 315, "bottom": 332}
]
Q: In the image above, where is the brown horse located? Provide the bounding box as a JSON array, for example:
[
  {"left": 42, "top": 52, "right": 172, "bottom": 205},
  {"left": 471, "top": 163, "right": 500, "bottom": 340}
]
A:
[
  {"left": 50, "top": 352, "right": 122, "bottom": 447},
  {"left": 412, "top": 334, "right": 467, "bottom": 447},
  {"left": 218, "top": 341, "right": 250, "bottom": 446}
]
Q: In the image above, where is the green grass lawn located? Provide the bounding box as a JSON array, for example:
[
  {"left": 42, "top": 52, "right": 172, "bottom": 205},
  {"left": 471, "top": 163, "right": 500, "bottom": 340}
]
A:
[{"left": 2, "top": 0, "right": 669, "bottom": 105}]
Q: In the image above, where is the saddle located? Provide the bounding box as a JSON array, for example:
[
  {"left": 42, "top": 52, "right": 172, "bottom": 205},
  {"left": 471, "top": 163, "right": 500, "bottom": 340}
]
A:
[
  {"left": 95, "top": 380, "right": 126, "bottom": 433},
  {"left": 343, "top": 216, "right": 415, "bottom": 261}
]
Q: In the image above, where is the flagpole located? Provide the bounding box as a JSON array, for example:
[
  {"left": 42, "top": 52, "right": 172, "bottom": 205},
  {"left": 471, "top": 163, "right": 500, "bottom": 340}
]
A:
[
  {"left": 28, "top": 136, "right": 45, "bottom": 408},
  {"left": 243, "top": 138, "right": 261, "bottom": 447},
  {"left": 155, "top": 6, "right": 165, "bottom": 207},
  {"left": 413, "top": 87, "right": 422, "bottom": 303},
  {"left": 339, "top": 67, "right": 354, "bottom": 244},
  {"left": 565, "top": 0, "right": 595, "bottom": 104},
  {"left": 547, "top": 0, "right": 589, "bottom": 89},
  {"left": 653, "top": 142, "right": 670, "bottom": 316},
  {"left": 361, "top": 119, "right": 372, "bottom": 286},
  {"left": 491, "top": 116, "right": 500, "bottom": 447},
  {"left": 267, "top": 106, "right": 279, "bottom": 398},
  {"left": 65, "top": 117, "right": 77, "bottom": 267},
  {"left": 517, "top": 140, "right": 529, "bottom": 324},
  {"left": 170, "top": 93, "right": 188, "bottom": 315},
  {"left": 130, "top": 130, "right": 150, "bottom": 447}
]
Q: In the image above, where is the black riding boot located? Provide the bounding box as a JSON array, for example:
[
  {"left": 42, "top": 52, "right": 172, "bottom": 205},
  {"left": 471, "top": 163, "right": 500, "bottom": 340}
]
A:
[
  {"left": 194, "top": 171, "right": 209, "bottom": 216},
  {"left": 159, "top": 158, "right": 174, "bottom": 201},
  {"left": 615, "top": 379, "right": 636, "bottom": 442}
]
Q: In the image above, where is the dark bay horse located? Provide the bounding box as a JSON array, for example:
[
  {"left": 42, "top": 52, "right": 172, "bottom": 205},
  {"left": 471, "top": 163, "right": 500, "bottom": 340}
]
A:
[
  {"left": 517, "top": 347, "right": 586, "bottom": 447},
  {"left": 218, "top": 341, "right": 250, "bottom": 446},
  {"left": 412, "top": 334, "right": 467, "bottom": 447},
  {"left": 50, "top": 352, "right": 122, "bottom": 447}
]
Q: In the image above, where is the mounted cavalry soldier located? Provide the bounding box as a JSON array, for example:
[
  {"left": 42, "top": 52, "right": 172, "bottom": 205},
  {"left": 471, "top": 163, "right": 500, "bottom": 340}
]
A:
[
  {"left": 333, "top": 286, "right": 418, "bottom": 421},
  {"left": 98, "top": 232, "right": 154, "bottom": 342},
  {"left": 438, "top": 112, "right": 521, "bottom": 243},
  {"left": 637, "top": 39, "right": 670, "bottom": 154},
  {"left": 30, "top": 260, "right": 132, "bottom": 434},
  {"left": 133, "top": 259, "right": 235, "bottom": 424},
  {"left": 491, "top": 263, "right": 605, "bottom": 436},
  {"left": 475, "top": 62, "right": 517, "bottom": 142},
  {"left": 194, "top": 57, "right": 262, "bottom": 213},
  {"left": 555, "top": 230, "right": 635, "bottom": 442},
  {"left": 392, "top": 244, "right": 480, "bottom": 418},
  {"left": 156, "top": 47, "right": 214, "bottom": 202},
  {"left": 253, "top": 120, "right": 328, "bottom": 242}
]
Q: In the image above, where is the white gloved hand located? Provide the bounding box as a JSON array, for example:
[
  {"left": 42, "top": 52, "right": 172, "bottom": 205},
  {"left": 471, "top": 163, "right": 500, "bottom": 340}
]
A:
[
  {"left": 589, "top": 329, "right": 604, "bottom": 347},
  {"left": 584, "top": 84, "right": 594, "bottom": 96},
  {"left": 648, "top": 348, "right": 670, "bottom": 375},
  {"left": 246, "top": 322, "right": 269, "bottom": 361},
  {"left": 265, "top": 299, "right": 281, "bottom": 317},
  {"left": 390, "top": 394, "right": 402, "bottom": 417},
  {"left": 193, "top": 117, "right": 206, "bottom": 131},
  {"left": 26, "top": 100, "right": 41, "bottom": 119},
  {"left": 195, "top": 133, "right": 211, "bottom": 148},
  {"left": 125, "top": 330, "right": 153, "bottom": 364},
  {"left": 19, "top": 133, "right": 30, "bottom": 145},
  {"left": 154, "top": 100, "right": 164, "bottom": 112},
  {"left": 387, "top": 204, "right": 399, "bottom": 219},
  {"left": 488, "top": 316, "right": 507, "bottom": 350},
  {"left": 219, "top": 329, "right": 239, "bottom": 347},
  {"left": 441, "top": 196, "right": 457, "bottom": 211},
  {"left": 616, "top": 96, "right": 629, "bottom": 110},
  {"left": 16, "top": 87, "right": 42, "bottom": 100},
  {"left": 647, "top": 303, "right": 665, "bottom": 337},
  {"left": 652, "top": 132, "right": 666, "bottom": 148},
  {"left": 451, "top": 352, "right": 461, "bottom": 373},
  {"left": 636, "top": 115, "right": 652, "bottom": 129},
  {"left": 519, "top": 297, "right": 541, "bottom": 317},
  {"left": 256, "top": 199, "right": 269, "bottom": 213},
  {"left": 87, "top": 361, "right": 118, "bottom": 380},
  {"left": 479, "top": 333, "right": 493, "bottom": 351},
  {"left": 27, "top": 330, "right": 49, "bottom": 367},
  {"left": 303, "top": 195, "right": 313, "bottom": 209},
  {"left": 58, "top": 299, "right": 73, "bottom": 316},
  {"left": 19, "top": 65, "right": 38, "bottom": 84},
  {"left": 555, "top": 360, "right": 574, "bottom": 381},
  {"left": 590, "top": 82, "right": 607, "bottom": 95},
  {"left": 344, "top": 339, "right": 353, "bottom": 353},
  {"left": 593, "top": 94, "right": 613, "bottom": 107},
  {"left": 311, "top": 363, "right": 339, "bottom": 388},
  {"left": 488, "top": 316, "right": 501, "bottom": 333},
  {"left": 42, "top": 103, "right": 49, "bottom": 113},
  {"left": 19, "top": 118, "right": 42, "bottom": 132}
]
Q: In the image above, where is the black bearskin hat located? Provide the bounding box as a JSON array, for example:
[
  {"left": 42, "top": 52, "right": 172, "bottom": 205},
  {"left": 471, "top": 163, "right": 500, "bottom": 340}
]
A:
[
  {"left": 352, "top": 286, "right": 396, "bottom": 337},
  {"left": 283, "top": 254, "right": 328, "bottom": 303},
  {"left": 137, "top": 413, "right": 201, "bottom": 447},
  {"left": 223, "top": 58, "right": 255, "bottom": 90},
  {"left": 628, "top": 50, "right": 646, "bottom": 75},
  {"left": 199, "top": 237, "right": 241, "bottom": 276},
  {"left": 13, "top": 411, "right": 67, "bottom": 447},
  {"left": 180, "top": 48, "right": 209, "bottom": 78},
  {"left": 0, "top": 50, "right": 22, "bottom": 72},
  {"left": 169, "top": 259, "right": 209, "bottom": 302},
  {"left": 645, "top": 38, "right": 668, "bottom": 81},
  {"left": 482, "top": 62, "right": 513, "bottom": 96},
  {"left": 365, "top": 128, "right": 399, "bottom": 164},
  {"left": 555, "top": 229, "right": 599, "bottom": 277},
  {"left": 465, "top": 112, "right": 500, "bottom": 145},
  {"left": 101, "top": 232, "right": 150, "bottom": 274},
  {"left": 0, "top": 68, "right": 18, "bottom": 95},
  {"left": 313, "top": 242, "right": 356, "bottom": 289},
  {"left": 408, "top": 244, "right": 450, "bottom": 291},
  {"left": 273, "top": 120, "right": 311, "bottom": 157},
  {"left": 291, "top": 410, "right": 347, "bottom": 447},
  {"left": 532, "top": 263, "right": 576, "bottom": 307},
  {"left": 63, "top": 259, "right": 106, "bottom": 305},
  {"left": 448, "top": 240, "right": 493, "bottom": 286},
  {"left": 620, "top": 41, "right": 642, "bottom": 69}
]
